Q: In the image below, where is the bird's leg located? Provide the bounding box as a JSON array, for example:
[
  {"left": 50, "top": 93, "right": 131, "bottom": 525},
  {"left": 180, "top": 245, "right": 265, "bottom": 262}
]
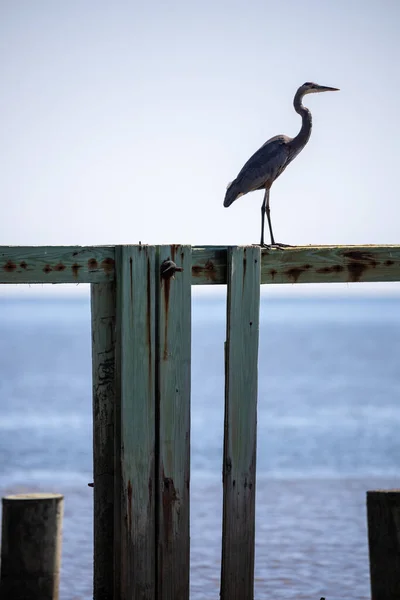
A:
[
  {"left": 259, "top": 189, "right": 292, "bottom": 248},
  {"left": 260, "top": 191, "right": 267, "bottom": 246},
  {"left": 265, "top": 189, "right": 276, "bottom": 246}
]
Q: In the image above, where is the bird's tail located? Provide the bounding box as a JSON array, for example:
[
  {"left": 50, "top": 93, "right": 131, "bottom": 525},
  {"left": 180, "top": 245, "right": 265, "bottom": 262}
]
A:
[{"left": 223, "top": 180, "right": 242, "bottom": 207}]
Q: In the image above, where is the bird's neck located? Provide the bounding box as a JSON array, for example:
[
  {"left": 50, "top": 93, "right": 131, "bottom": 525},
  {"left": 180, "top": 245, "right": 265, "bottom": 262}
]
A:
[{"left": 292, "top": 92, "right": 312, "bottom": 149}]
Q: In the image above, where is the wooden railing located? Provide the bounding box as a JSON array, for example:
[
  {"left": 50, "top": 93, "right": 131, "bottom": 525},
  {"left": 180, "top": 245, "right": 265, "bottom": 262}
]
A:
[
  {"left": 1, "top": 244, "right": 399, "bottom": 600},
  {"left": 2, "top": 244, "right": 400, "bottom": 285}
]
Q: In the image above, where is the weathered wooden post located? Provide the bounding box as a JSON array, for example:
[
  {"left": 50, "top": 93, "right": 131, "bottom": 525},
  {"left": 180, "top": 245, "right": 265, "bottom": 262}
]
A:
[
  {"left": 220, "top": 246, "right": 261, "bottom": 600},
  {"left": 91, "top": 281, "right": 116, "bottom": 600},
  {"left": 114, "top": 244, "right": 191, "bottom": 600},
  {"left": 115, "top": 245, "right": 157, "bottom": 599},
  {"left": 157, "top": 246, "right": 191, "bottom": 600},
  {"left": 0, "top": 492, "right": 63, "bottom": 600},
  {"left": 367, "top": 489, "right": 400, "bottom": 600}
]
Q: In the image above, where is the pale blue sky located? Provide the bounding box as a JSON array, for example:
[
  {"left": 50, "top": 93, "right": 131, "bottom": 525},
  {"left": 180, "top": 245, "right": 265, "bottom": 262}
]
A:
[{"left": 1, "top": 1, "right": 399, "bottom": 295}]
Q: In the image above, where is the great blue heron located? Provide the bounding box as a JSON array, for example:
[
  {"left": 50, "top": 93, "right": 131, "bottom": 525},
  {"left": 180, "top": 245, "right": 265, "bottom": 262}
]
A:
[{"left": 223, "top": 82, "right": 339, "bottom": 246}]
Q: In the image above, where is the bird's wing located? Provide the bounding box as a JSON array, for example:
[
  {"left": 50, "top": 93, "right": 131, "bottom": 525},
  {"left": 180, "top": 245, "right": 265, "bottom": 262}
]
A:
[{"left": 233, "top": 135, "right": 291, "bottom": 194}]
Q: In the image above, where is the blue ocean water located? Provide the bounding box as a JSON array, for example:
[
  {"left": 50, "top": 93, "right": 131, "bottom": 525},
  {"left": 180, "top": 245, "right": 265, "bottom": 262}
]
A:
[{"left": 1, "top": 294, "right": 400, "bottom": 599}]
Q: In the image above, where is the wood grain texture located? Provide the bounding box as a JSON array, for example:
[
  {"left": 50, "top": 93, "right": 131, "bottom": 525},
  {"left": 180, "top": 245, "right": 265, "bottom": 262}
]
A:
[
  {"left": 157, "top": 245, "right": 191, "bottom": 600},
  {"left": 367, "top": 490, "right": 400, "bottom": 600},
  {"left": 91, "top": 282, "right": 116, "bottom": 600},
  {"left": 0, "top": 246, "right": 115, "bottom": 283},
  {"left": 220, "top": 246, "right": 261, "bottom": 600},
  {"left": 2, "top": 244, "right": 400, "bottom": 285},
  {"left": 115, "top": 246, "right": 156, "bottom": 600}
]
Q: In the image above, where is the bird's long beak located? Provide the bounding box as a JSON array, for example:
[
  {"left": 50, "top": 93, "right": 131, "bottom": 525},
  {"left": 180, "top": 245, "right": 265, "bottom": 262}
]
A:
[{"left": 316, "top": 85, "right": 340, "bottom": 92}]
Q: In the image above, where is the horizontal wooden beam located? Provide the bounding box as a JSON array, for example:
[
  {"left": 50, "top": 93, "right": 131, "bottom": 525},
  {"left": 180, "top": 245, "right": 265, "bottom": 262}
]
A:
[
  {"left": 0, "top": 246, "right": 115, "bottom": 284},
  {"left": 1, "top": 245, "right": 400, "bottom": 285},
  {"left": 192, "top": 245, "right": 400, "bottom": 285}
]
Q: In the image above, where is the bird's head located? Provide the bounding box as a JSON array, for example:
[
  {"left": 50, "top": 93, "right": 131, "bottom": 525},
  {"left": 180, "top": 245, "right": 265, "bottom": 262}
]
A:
[{"left": 299, "top": 81, "right": 339, "bottom": 95}]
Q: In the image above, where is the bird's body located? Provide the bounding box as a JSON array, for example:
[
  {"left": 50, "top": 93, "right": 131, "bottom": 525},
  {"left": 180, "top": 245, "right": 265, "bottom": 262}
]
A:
[
  {"left": 223, "top": 82, "right": 339, "bottom": 246},
  {"left": 224, "top": 134, "right": 292, "bottom": 206}
]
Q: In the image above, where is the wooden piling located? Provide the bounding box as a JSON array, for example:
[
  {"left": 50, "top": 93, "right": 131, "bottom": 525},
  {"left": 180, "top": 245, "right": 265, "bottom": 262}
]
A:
[
  {"left": 367, "top": 489, "right": 400, "bottom": 600},
  {"left": 0, "top": 493, "right": 63, "bottom": 600},
  {"left": 91, "top": 282, "right": 116, "bottom": 600},
  {"left": 220, "top": 246, "right": 261, "bottom": 600},
  {"left": 157, "top": 245, "right": 192, "bottom": 600},
  {"left": 115, "top": 245, "right": 157, "bottom": 599}
]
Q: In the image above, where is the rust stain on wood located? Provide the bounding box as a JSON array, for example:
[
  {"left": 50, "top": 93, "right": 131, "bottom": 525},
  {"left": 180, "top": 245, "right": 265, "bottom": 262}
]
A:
[
  {"left": 101, "top": 257, "right": 115, "bottom": 275},
  {"left": 163, "top": 275, "right": 171, "bottom": 360},
  {"left": 20, "top": 261, "right": 27, "bottom": 269},
  {"left": 71, "top": 263, "right": 81, "bottom": 278},
  {"left": 192, "top": 265, "right": 202, "bottom": 276},
  {"left": 285, "top": 263, "right": 312, "bottom": 282},
  {"left": 347, "top": 262, "right": 367, "bottom": 282},
  {"left": 161, "top": 249, "right": 179, "bottom": 361},
  {"left": 285, "top": 267, "right": 307, "bottom": 283},
  {"left": 344, "top": 251, "right": 374, "bottom": 262},
  {"left": 269, "top": 269, "right": 277, "bottom": 280},
  {"left": 171, "top": 245, "right": 178, "bottom": 262},
  {"left": 343, "top": 251, "right": 379, "bottom": 282},
  {"left": 3, "top": 261, "right": 16, "bottom": 272},
  {"left": 315, "top": 264, "right": 344, "bottom": 274},
  {"left": 385, "top": 260, "right": 394, "bottom": 266},
  {"left": 192, "top": 259, "right": 217, "bottom": 282},
  {"left": 204, "top": 260, "right": 217, "bottom": 281},
  {"left": 54, "top": 263, "right": 66, "bottom": 272},
  {"left": 88, "top": 258, "right": 98, "bottom": 270},
  {"left": 43, "top": 264, "right": 52, "bottom": 274}
]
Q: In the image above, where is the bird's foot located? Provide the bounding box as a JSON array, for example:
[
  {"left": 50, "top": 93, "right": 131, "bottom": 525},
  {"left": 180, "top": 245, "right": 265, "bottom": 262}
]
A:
[{"left": 261, "top": 242, "right": 292, "bottom": 249}]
